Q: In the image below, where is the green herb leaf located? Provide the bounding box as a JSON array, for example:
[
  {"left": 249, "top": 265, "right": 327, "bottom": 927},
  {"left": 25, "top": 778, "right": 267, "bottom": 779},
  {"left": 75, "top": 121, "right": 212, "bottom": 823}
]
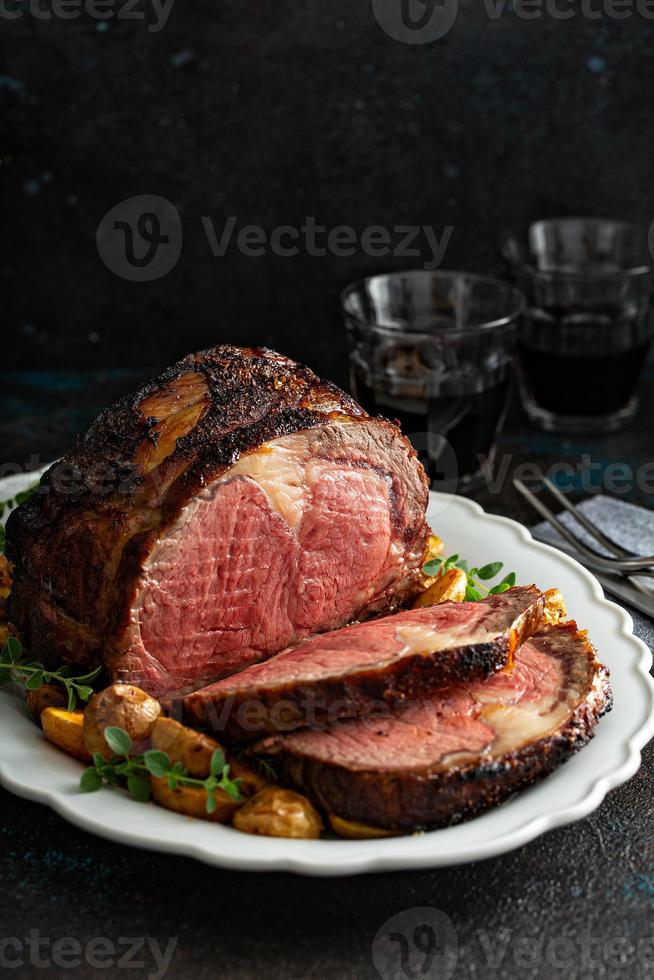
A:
[
  {"left": 127, "top": 773, "right": 151, "bottom": 803},
  {"left": 144, "top": 750, "right": 170, "bottom": 778},
  {"left": 5, "top": 637, "right": 23, "bottom": 663},
  {"left": 104, "top": 726, "right": 132, "bottom": 756},
  {"left": 25, "top": 671, "right": 44, "bottom": 690},
  {"left": 66, "top": 688, "right": 77, "bottom": 712},
  {"left": 422, "top": 559, "right": 443, "bottom": 577},
  {"left": 499, "top": 571, "right": 516, "bottom": 589},
  {"left": 76, "top": 685, "right": 95, "bottom": 702},
  {"left": 465, "top": 585, "right": 483, "bottom": 602},
  {"left": 210, "top": 749, "right": 226, "bottom": 777},
  {"left": 477, "top": 562, "right": 504, "bottom": 581},
  {"left": 205, "top": 791, "right": 217, "bottom": 814},
  {"left": 489, "top": 582, "right": 512, "bottom": 595},
  {"left": 80, "top": 768, "right": 102, "bottom": 793},
  {"left": 220, "top": 773, "right": 242, "bottom": 802},
  {"left": 14, "top": 485, "right": 38, "bottom": 505}
]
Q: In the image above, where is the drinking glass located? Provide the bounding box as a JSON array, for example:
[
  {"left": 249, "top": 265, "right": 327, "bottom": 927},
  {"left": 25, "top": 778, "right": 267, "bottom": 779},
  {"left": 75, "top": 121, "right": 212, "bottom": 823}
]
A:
[
  {"left": 500, "top": 217, "right": 653, "bottom": 433},
  {"left": 341, "top": 270, "right": 523, "bottom": 491}
]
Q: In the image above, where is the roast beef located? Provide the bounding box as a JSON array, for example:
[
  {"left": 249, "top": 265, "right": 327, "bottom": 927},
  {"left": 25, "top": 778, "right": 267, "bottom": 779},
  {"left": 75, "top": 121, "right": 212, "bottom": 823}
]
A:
[
  {"left": 6, "top": 346, "right": 430, "bottom": 697},
  {"left": 254, "top": 622, "right": 612, "bottom": 832},
  {"left": 184, "top": 585, "right": 545, "bottom": 740}
]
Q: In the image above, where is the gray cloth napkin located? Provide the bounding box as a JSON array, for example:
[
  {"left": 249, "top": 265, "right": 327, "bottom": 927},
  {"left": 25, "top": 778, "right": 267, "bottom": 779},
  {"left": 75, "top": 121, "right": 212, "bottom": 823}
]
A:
[{"left": 532, "top": 495, "right": 654, "bottom": 650}]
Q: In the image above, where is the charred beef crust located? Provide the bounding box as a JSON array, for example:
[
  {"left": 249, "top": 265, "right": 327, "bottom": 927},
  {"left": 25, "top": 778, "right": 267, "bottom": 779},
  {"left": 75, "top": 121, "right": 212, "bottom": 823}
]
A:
[
  {"left": 184, "top": 586, "right": 545, "bottom": 741},
  {"left": 254, "top": 623, "right": 612, "bottom": 832},
  {"left": 6, "top": 346, "right": 429, "bottom": 672}
]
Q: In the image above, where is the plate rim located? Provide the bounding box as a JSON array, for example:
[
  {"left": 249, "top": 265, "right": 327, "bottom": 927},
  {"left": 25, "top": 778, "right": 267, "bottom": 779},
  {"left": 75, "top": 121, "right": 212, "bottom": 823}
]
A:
[{"left": 1, "top": 481, "right": 653, "bottom": 876}]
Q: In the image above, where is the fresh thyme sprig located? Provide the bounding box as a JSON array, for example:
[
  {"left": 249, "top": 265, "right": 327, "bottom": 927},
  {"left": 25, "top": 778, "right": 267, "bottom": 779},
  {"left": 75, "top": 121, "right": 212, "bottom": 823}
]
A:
[
  {"left": 423, "top": 554, "right": 517, "bottom": 602},
  {"left": 0, "top": 482, "right": 39, "bottom": 554},
  {"left": 80, "top": 726, "right": 242, "bottom": 812},
  {"left": 0, "top": 636, "right": 101, "bottom": 710}
]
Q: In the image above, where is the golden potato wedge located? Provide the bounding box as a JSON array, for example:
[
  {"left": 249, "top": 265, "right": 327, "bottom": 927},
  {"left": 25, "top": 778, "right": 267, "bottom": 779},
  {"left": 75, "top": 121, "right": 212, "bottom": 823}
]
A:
[
  {"left": 419, "top": 534, "right": 445, "bottom": 586},
  {"left": 151, "top": 716, "right": 219, "bottom": 777},
  {"left": 41, "top": 708, "right": 90, "bottom": 761},
  {"left": 425, "top": 534, "right": 444, "bottom": 563},
  {"left": 150, "top": 716, "right": 267, "bottom": 796},
  {"left": 329, "top": 814, "right": 399, "bottom": 839},
  {"left": 26, "top": 683, "right": 68, "bottom": 724},
  {"left": 150, "top": 775, "right": 241, "bottom": 823},
  {"left": 232, "top": 786, "right": 323, "bottom": 839},
  {"left": 0, "top": 555, "right": 11, "bottom": 599},
  {"left": 83, "top": 684, "right": 161, "bottom": 759},
  {"left": 543, "top": 588, "right": 567, "bottom": 626},
  {"left": 412, "top": 567, "right": 467, "bottom": 608}
]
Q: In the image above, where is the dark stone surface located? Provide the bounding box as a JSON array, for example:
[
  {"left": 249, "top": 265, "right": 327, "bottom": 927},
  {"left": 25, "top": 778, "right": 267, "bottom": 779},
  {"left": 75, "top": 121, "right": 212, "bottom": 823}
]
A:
[
  {"left": 0, "top": 363, "right": 653, "bottom": 979},
  {"left": 3, "top": 2, "right": 654, "bottom": 379}
]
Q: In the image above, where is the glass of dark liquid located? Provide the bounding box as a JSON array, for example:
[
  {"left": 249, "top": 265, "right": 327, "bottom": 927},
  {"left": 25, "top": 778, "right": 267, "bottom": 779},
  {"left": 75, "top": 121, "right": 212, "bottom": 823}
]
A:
[
  {"left": 341, "top": 270, "right": 523, "bottom": 490},
  {"left": 501, "top": 218, "right": 653, "bottom": 433}
]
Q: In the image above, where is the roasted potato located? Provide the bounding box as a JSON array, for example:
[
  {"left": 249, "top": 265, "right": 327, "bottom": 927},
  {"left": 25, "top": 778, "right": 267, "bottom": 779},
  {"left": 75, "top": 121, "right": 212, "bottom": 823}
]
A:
[
  {"left": 329, "top": 813, "right": 399, "bottom": 839},
  {"left": 83, "top": 684, "right": 161, "bottom": 759},
  {"left": 543, "top": 588, "right": 567, "bottom": 626},
  {"left": 0, "top": 555, "right": 11, "bottom": 599},
  {"left": 420, "top": 534, "right": 444, "bottom": 585},
  {"left": 413, "top": 567, "right": 467, "bottom": 608},
  {"left": 151, "top": 716, "right": 219, "bottom": 777},
  {"left": 150, "top": 776, "right": 241, "bottom": 823},
  {"left": 26, "top": 683, "right": 68, "bottom": 723},
  {"left": 150, "top": 716, "right": 267, "bottom": 796},
  {"left": 41, "top": 708, "right": 91, "bottom": 761},
  {"left": 232, "top": 786, "right": 323, "bottom": 839}
]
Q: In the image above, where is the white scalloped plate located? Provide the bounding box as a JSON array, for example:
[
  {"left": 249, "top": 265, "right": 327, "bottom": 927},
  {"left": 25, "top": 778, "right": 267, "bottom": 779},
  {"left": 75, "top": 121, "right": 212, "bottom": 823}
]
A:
[{"left": 1, "top": 471, "right": 653, "bottom": 876}]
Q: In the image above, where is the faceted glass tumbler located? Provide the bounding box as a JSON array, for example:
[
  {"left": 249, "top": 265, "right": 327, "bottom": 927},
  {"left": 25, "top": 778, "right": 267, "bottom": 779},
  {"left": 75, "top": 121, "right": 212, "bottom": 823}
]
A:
[
  {"left": 341, "top": 270, "right": 523, "bottom": 491},
  {"left": 500, "top": 218, "right": 653, "bottom": 434}
]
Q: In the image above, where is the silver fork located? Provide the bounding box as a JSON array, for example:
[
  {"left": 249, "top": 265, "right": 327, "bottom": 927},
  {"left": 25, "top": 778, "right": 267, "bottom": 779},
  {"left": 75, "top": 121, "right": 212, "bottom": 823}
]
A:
[{"left": 514, "top": 474, "right": 654, "bottom": 579}]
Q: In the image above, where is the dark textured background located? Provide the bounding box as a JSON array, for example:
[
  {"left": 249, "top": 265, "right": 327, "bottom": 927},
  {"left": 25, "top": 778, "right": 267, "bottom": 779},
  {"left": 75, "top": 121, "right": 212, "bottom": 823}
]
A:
[
  {"left": 3, "top": 0, "right": 654, "bottom": 385},
  {"left": 3, "top": 3, "right": 654, "bottom": 978}
]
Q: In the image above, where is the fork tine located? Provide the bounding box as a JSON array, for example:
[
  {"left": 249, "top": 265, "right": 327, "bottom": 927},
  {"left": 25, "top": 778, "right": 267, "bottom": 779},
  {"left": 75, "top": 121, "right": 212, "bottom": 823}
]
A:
[
  {"left": 513, "top": 479, "right": 654, "bottom": 575},
  {"left": 539, "top": 476, "right": 633, "bottom": 559}
]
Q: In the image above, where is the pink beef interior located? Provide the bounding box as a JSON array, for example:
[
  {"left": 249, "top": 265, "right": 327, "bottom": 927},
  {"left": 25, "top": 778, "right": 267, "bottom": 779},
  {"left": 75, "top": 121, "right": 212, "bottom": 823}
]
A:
[
  {"left": 201, "top": 602, "right": 490, "bottom": 694},
  {"left": 122, "top": 430, "right": 416, "bottom": 695},
  {"left": 276, "top": 638, "right": 564, "bottom": 771}
]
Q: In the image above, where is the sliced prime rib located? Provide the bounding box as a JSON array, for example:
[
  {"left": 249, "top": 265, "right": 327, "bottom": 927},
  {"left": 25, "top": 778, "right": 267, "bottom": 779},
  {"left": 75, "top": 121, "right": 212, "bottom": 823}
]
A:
[
  {"left": 254, "top": 622, "right": 612, "bottom": 832},
  {"left": 184, "top": 585, "right": 545, "bottom": 740},
  {"left": 6, "top": 346, "right": 430, "bottom": 698}
]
